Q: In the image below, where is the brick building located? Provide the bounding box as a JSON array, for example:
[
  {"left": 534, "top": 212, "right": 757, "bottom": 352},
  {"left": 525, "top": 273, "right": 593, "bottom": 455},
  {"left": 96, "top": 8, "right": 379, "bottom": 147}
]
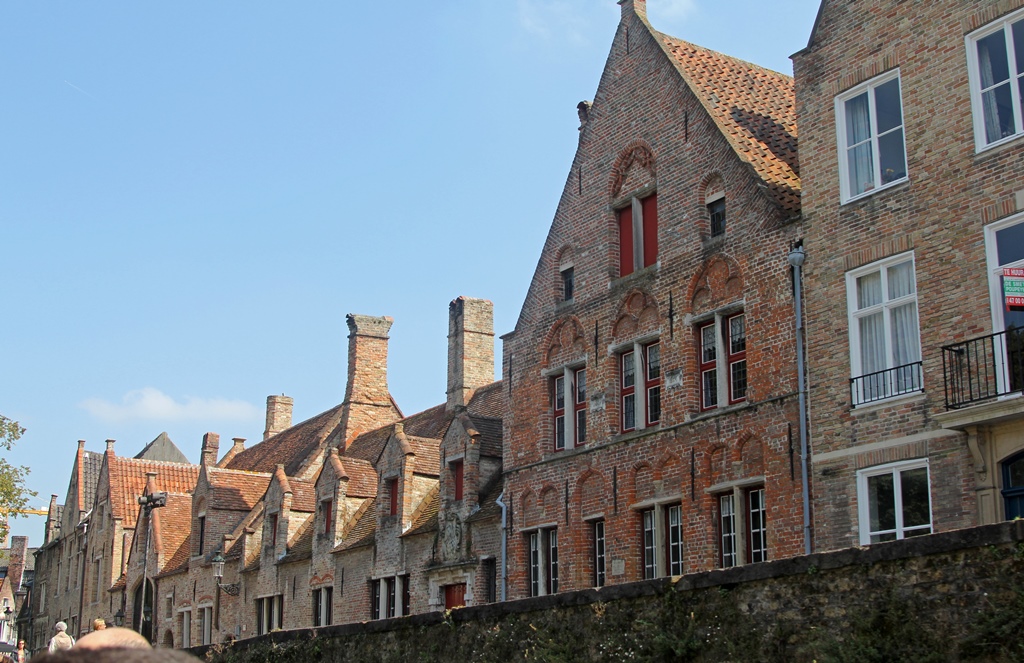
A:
[
  {"left": 501, "top": 0, "right": 805, "bottom": 599},
  {"left": 793, "top": 0, "right": 1024, "bottom": 551},
  {"left": 1, "top": 536, "right": 34, "bottom": 645}
]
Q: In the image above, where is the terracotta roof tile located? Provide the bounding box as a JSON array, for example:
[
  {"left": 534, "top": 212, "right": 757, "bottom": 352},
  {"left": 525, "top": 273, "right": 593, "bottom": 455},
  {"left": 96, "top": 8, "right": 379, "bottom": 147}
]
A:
[
  {"left": 656, "top": 34, "right": 800, "bottom": 215},
  {"left": 226, "top": 404, "right": 345, "bottom": 475},
  {"left": 207, "top": 467, "right": 273, "bottom": 511},
  {"left": 154, "top": 493, "right": 193, "bottom": 576},
  {"left": 333, "top": 498, "right": 376, "bottom": 552},
  {"left": 466, "top": 474, "right": 503, "bottom": 523},
  {"left": 407, "top": 436, "right": 441, "bottom": 477},
  {"left": 467, "top": 381, "right": 503, "bottom": 418},
  {"left": 108, "top": 457, "right": 199, "bottom": 529},
  {"left": 346, "top": 404, "right": 452, "bottom": 465},
  {"left": 278, "top": 513, "right": 315, "bottom": 564},
  {"left": 468, "top": 416, "right": 502, "bottom": 458},
  {"left": 402, "top": 485, "right": 439, "bottom": 537},
  {"left": 287, "top": 477, "right": 317, "bottom": 513},
  {"left": 339, "top": 457, "right": 377, "bottom": 498},
  {"left": 80, "top": 451, "right": 104, "bottom": 512}
]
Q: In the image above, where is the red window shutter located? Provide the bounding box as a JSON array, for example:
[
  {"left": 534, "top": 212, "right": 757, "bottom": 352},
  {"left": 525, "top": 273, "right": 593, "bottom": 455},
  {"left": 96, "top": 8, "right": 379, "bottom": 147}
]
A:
[
  {"left": 642, "top": 194, "right": 658, "bottom": 268},
  {"left": 618, "top": 205, "right": 634, "bottom": 277},
  {"left": 453, "top": 461, "right": 464, "bottom": 501},
  {"left": 389, "top": 479, "right": 399, "bottom": 515}
]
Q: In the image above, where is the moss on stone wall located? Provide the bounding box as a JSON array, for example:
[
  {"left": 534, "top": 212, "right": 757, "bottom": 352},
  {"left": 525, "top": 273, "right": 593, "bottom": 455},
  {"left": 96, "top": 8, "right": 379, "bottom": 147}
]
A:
[{"left": 196, "top": 523, "right": 1024, "bottom": 663}]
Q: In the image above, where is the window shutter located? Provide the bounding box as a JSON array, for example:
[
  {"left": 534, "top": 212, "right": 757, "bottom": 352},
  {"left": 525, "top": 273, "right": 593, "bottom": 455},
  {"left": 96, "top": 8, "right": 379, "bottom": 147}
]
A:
[
  {"left": 642, "top": 194, "right": 658, "bottom": 268},
  {"left": 618, "top": 205, "right": 634, "bottom": 276}
]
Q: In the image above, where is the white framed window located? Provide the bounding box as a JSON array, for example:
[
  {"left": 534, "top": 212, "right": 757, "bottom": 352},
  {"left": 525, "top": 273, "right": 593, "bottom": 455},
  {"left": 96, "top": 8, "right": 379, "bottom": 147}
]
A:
[
  {"left": 640, "top": 503, "right": 683, "bottom": 579},
  {"left": 551, "top": 365, "right": 587, "bottom": 450},
  {"left": 847, "top": 252, "right": 922, "bottom": 406},
  {"left": 199, "top": 605, "right": 213, "bottom": 645},
  {"left": 592, "top": 520, "right": 606, "bottom": 588},
  {"left": 967, "top": 8, "right": 1024, "bottom": 151},
  {"left": 619, "top": 340, "right": 661, "bottom": 431},
  {"left": 835, "top": 70, "right": 908, "bottom": 202},
  {"left": 179, "top": 609, "right": 191, "bottom": 648},
  {"left": 857, "top": 459, "right": 932, "bottom": 544},
  {"left": 719, "top": 487, "right": 767, "bottom": 568},
  {"left": 526, "top": 528, "right": 558, "bottom": 596},
  {"left": 312, "top": 586, "right": 333, "bottom": 626},
  {"left": 985, "top": 214, "right": 1024, "bottom": 335}
]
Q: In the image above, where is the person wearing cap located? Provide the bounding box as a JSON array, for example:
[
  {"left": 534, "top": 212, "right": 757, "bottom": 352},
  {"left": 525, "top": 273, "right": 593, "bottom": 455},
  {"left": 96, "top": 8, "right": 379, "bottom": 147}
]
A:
[{"left": 47, "top": 622, "right": 74, "bottom": 653}]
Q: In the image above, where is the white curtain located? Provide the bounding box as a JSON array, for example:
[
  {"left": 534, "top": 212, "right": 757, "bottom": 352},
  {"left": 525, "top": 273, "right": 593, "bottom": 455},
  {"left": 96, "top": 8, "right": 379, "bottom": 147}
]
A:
[
  {"left": 846, "top": 93, "right": 874, "bottom": 194},
  {"left": 978, "top": 30, "right": 1012, "bottom": 143}
]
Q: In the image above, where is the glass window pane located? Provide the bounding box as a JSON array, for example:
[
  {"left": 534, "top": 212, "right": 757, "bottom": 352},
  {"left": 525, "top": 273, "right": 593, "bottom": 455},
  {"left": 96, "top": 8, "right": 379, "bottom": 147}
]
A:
[
  {"left": 554, "top": 377, "right": 564, "bottom": 410},
  {"left": 878, "top": 129, "right": 906, "bottom": 184},
  {"left": 555, "top": 416, "right": 565, "bottom": 449},
  {"left": 900, "top": 467, "right": 930, "bottom": 528},
  {"left": 979, "top": 30, "right": 1011, "bottom": 88},
  {"left": 887, "top": 261, "right": 915, "bottom": 298},
  {"left": 1008, "top": 456, "right": 1024, "bottom": 487},
  {"left": 847, "top": 142, "right": 875, "bottom": 195},
  {"left": 845, "top": 92, "right": 871, "bottom": 145},
  {"left": 575, "top": 369, "right": 587, "bottom": 402},
  {"left": 647, "top": 344, "right": 660, "bottom": 380},
  {"left": 868, "top": 473, "right": 896, "bottom": 533},
  {"left": 996, "top": 221, "right": 1024, "bottom": 265},
  {"left": 576, "top": 409, "right": 586, "bottom": 443},
  {"left": 647, "top": 386, "right": 661, "bottom": 423},
  {"left": 701, "top": 325, "right": 717, "bottom": 362},
  {"left": 983, "top": 84, "right": 1017, "bottom": 143},
  {"left": 889, "top": 302, "right": 921, "bottom": 366},
  {"left": 874, "top": 78, "right": 903, "bottom": 134},
  {"left": 1014, "top": 20, "right": 1024, "bottom": 74},
  {"left": 859, "top": 312, "right": 886, "bottom": 374},
  {"left": 729, "top": 315, "right": 746, "bottom": 354},
  {"left": 703, "top": 370, "right": 718, "bottom": 408},
  {"left": 623, "top": 394, "right": 635, "bottom": 430},
  {"left": 622, "top": 353, "right": 635, "bottom": 388},
  {"left": 857, "top": 271, "right": 883, "bottom": 309},
  {"left": 731, "top": 360, "right": 748, "bottom": 401}
]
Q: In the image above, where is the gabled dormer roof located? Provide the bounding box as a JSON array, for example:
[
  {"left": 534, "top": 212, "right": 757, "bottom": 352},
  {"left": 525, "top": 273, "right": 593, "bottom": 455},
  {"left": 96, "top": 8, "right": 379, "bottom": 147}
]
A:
[
  {"left": 134, "top": 432, "right": 190, "bottom": 465},
  {"left": 332, "top": 498, "right": 377, "bottom": 552},
  {"left": 402, "top": 484, "right": 439, "bottom": 538},
  {"left": 653, "top": 32, "right": 800, "bottom": 214}
]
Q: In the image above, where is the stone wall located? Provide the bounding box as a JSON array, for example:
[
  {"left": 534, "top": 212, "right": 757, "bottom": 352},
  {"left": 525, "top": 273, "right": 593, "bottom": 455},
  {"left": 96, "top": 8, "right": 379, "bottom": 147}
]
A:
[{"left": 193, "top": 522, "right": 1024, "bottom": 662}]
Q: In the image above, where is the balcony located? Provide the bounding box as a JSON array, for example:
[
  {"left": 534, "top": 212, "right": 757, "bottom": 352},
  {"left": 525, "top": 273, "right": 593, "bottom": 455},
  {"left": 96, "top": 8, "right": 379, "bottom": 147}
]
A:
[
  {"left": 942, "top": 328, "right": 1024, "bottom": 409},
  {"left": 850, "top": 362, "right": 923, "bottom": 407}
]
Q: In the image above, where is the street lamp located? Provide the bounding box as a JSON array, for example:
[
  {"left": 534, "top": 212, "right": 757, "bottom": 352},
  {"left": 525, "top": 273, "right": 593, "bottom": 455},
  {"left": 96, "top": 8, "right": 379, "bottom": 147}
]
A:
[
  {"left": 137, "top": 489, "right": 167, "bottom": 643},
  {"left": 788, "top": 245, "right": 812, "bottom": 556},
  {"left": 2, "top": 606, "right": 13, "bottom": 644},
  {"left": 113, "top": 608, "right": 125, "bottom": 628},
  {"left": 211, "top": 551, "right": 239, "bottom": 635}
]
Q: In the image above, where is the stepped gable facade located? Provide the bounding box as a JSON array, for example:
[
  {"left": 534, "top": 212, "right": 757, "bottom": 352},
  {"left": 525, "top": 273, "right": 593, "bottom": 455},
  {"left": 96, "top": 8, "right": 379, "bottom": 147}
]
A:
[
  {"left": 793, "top": 0, "right": 1024, "bottom": 551},
  {"left": 501, "top": 0, "right": 805, "bottom": 599}
]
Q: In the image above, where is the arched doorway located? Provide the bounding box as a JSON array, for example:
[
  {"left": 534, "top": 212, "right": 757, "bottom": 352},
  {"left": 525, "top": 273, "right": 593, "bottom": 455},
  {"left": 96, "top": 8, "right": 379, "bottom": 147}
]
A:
[
  {"left": 1001, "top": 450, "right": 1024, "bottom": 519},
  {"left": 162, "top": 630, "right": 174, "bottom": 649},
  {"left": 132, "top": 579, "right": 154, "bottom": 643}
]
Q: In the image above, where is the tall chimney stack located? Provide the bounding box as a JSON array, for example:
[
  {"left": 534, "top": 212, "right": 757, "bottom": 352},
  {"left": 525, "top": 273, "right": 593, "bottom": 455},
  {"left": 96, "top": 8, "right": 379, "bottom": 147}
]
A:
[
  {"left": 200, "top": 433, "right": 221, "bottom": 466},
  {"left": 447, "top": 297, "right": 495, "bottom": 411},
  {"left": 264, "top": 395, "right": 294, "bottom": 440},
  {"left": 335, "top": 314, "right": 399, "bottom": 450}
]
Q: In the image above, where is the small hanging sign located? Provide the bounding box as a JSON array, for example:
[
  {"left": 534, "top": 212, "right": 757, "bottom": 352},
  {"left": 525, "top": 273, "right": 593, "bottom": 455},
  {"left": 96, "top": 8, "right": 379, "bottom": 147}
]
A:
[{"left": 1005, "top": 267, "right": 1024, "bottom": 309}]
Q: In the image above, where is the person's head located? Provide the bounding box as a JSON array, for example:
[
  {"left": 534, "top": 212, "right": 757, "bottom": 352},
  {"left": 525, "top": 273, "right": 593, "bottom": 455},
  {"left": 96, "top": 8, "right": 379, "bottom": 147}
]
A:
[
  {"left": 54, "top": 621, "right": 67, "bottom": 633},
  {"left": 17, "top": 640, "right": 25, "bottom": 649},
  {"left": 92, "top": 618, "right": 107, "bottom": 631},
  {"left": 75, "top": 627, "right": 151, "bottom": 650},
  {"left": 27, "top": 649, "right": 198, "bottom": 663}
]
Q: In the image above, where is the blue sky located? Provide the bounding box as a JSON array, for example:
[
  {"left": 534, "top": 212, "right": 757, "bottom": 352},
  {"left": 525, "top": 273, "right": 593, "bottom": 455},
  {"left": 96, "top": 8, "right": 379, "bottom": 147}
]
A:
[{"left": 1, "top": 0, "right": 819, "bottom": 543}]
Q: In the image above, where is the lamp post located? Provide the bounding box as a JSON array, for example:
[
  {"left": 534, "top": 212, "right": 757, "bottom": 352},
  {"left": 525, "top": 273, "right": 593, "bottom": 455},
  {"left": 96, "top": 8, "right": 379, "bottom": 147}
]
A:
[
  {"left": 137, "top": 490, "right": 167, "bottom": 642},
  {"left": 211, "top": 552, "right": 240, "bottom": 633},
  {"left": 2, "top": 606, "right": 13, "bottom": 644},
  {"left": 113, "top": 608, "right": 125, "bottom": 628},
  {"left": 788, "top": 245, "right": 812, "bottom": 556}
]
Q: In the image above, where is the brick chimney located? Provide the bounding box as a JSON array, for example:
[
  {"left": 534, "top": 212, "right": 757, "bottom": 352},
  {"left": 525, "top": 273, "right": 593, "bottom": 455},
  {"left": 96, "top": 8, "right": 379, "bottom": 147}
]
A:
[
  {"left": 447, "top": 297, "right": 495, "bottom": 411},
  {"left": 8, "top": 535, "right": 28, "bottom": 592},
  {"left": 200, "top": 433, "right": 220, "bottom": 466},
  {"left": 264, "top": 395, "right": 294, "bottom": 440},
  {"left": 105, "top": 439, "right": 115, "bottom": 453},
  {"left": 619, "top": 0, "right": 647, "bottom": 20},
  {"left": 45, "top": 494, "right": 60, "bottom": 545},
  {"left": 335, "top": 314, "right": 400, "bottom": 450}
]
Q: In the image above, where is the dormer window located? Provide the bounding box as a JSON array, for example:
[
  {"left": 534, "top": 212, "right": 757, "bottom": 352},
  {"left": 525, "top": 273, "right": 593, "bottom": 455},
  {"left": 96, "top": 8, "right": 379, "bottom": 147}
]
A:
[
  {"left": 388, "top": 478, "right": 399, "bottom": 516},
  {"left": 617, "top": 193, "right": 658, "bottom": 277},
  {"left": 197, "top": 515, "right": 206, "bottom": 555},
  {"left": 452, "top": 461, "right": 464, "bottom": 501},
  {"left": 707, "top": 194, "right": 726, "bottom": 237},
  {"left": 561, "top": 266, "right": 575, "bottom": 301},
  {"left": 268, "top": 513, "right": 279, "bottom": 547},
  {"left": 321, "top": 499, "right": 333, "bottom": 536}
]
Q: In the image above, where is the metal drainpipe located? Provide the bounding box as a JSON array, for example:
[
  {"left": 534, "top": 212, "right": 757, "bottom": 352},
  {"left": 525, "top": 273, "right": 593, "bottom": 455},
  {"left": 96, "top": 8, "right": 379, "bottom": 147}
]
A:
[
  {"left": 789, "top": 246, "right": 812, "bottom": 556},
  {"left": 495, "top": 491, "right": 507, "bottom": 602}
]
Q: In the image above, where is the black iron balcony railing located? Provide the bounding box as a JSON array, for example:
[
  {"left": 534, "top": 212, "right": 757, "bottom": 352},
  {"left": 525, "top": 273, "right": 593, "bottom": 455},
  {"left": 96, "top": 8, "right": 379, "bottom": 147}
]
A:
[
  {"left": 850, "top": 361, "right": 923, "bottom": 407},
  {"left": 942, "top": 327, "right": 1024, "bottom": 409}
]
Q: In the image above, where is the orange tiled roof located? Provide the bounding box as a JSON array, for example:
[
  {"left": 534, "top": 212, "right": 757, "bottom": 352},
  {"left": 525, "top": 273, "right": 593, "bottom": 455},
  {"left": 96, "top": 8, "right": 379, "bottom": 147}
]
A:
[
  {"left": 279, "top": 513, "right": 315, "bottom": 564},
  {"left": 466, "top": 473, "right": 503, "bottom": 524},
  {"left": 346, "top": 404, "right": 452, "bottom": 464},
  {"left": 467, "top": 381, "right": 503, "bottom": 418},
  {"left": 108, "top": 457, "right": 199, "bottom": 529},
  {"left": 402, "top": 485, "right": 439, "bottom": 538},
  {"left": 467, "top": 416, "right": 502, "bottom": 458},
  {"left": 287, "top": 476, "right": 318, "bottom": 513},
  {"left": 207, "top": 467, "right": 272, "bottom": 511},
  {"left": 226, "top": 404, "right": 345, "bottom": 475},
  {"left": 406, "top": 436, "right": 441, "bottom": 477},
  {"left": 339, "top": 457, "right": 377, "bottom": 498},
  {"left": 332, "top": 498, "right": 376, "bottom": 552},
  {"left": 656, "top": 33, "right": 800, "bottom": 215},
  {"left": 153, "top": 493, "right": 192, "bottom": 576}
]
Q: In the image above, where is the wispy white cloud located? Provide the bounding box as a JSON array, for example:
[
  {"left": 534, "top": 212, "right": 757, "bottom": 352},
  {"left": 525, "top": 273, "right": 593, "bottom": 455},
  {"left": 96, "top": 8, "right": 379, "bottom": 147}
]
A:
[
  {"left": 516, "top": 0, "right": 608, "bottom": 45},
  {"left": 80, "top": 387, "right": 261, "bottom": 424},
  {"left": 651, "top": 0, "right": 698, "bottom": 20}
]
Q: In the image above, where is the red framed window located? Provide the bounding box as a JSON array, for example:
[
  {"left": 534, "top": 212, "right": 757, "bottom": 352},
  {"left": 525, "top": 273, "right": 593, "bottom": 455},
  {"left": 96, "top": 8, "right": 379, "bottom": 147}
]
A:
[
  {"left": 573, "top": 368, "right": 587, "bottom": 445},
  {"left": 452, "top": 460, "right": 464, "bottom": 501},
  {"left": 617, "top": 193, "right": 658, "bottom": 277},
  {"left": 388, "top": 478, "right": 399, "bottom": 516},
  {"left": 621, "top": 351, "right": 636, "bottom": 431},
  {"left": 553, "top": 376, "right": 566, "bottom": 451},
  {"left": 644, "top": 343, "right": 661, "bottom": 425},
  {"left": 727, "top": 313, "right": 747, "bottom": 404},
  {"left": 699, "top": 322, "right": 718, "bottom": 410},
  {"left": 269, "top": 513, "right": 279, "bottom": 546},
  {"left": 321, "top": 499, "right": 333, "bottom": 535}
]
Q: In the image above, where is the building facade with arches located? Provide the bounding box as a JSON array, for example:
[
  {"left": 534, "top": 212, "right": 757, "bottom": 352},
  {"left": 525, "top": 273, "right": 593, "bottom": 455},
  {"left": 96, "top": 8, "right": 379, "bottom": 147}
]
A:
[{"left": 501, "top": 0, "right": 807, "bottom": 598}]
